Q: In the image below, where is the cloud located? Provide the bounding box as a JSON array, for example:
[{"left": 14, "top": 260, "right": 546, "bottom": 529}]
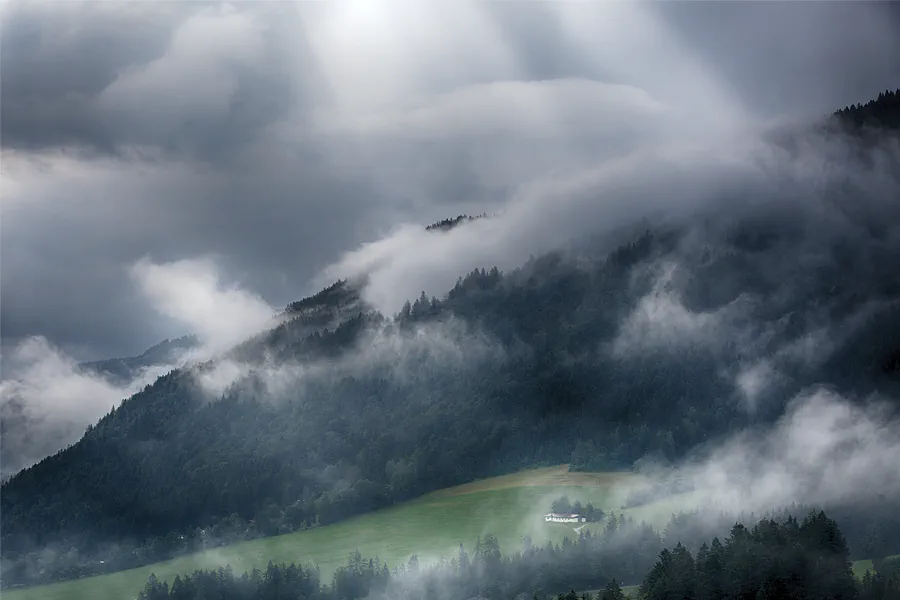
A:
[
  {"left": 315, "top": 78, "right": 670, "bottom": 141},
  {"left": 2, "top": 0, "right": 898, "bottom": 540},
  {"left": 1, "top": 0, "right": 899, "bottom": 477},
  {"left": 0, "top": 2, "right": 287, "bottom": 159},
  {"left": 677, "top": 388, "right": 900, "bottom": 513},
  {"left": 130, "top": 256, "right": 277, "bottom": 355},
  {"left": 94, "top": 5, "right": 266, "bottom": 150},
  {"left": 605, "top": 205, "right": 900, "bottom": 410},
  {"left": 733, "top": 360, "right": 781, "bottom": 413},
  {"left": 192, "top": 315, "right": 506, "bottom": 401},
  {"left": 0, "top": 255, "right": 277, "bottom": 476},
  {"left": 611, "top": 262, "right": 734, "bottom": 358},
  {"left": 0, "top": 337, "right": 171, "bottom": 478},
  {"left": 317, "top": 128, "right": 774, "bottom": 317},
  {"left": 3, "top": 1, "right": 898, "bottom": 362},
  {"left": 655, "top": 1, "right": 900, "bottom": 118}
]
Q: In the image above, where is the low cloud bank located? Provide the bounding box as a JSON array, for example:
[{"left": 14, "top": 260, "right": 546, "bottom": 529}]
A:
[
  {"left": 130, "top": 256, "right": 278, "bottom": 356},
  {"left": 0, "top": 337, "right": 171, "bottom": 478},
  {"left": 318, "top": 119, "right": 900, "bottom": 322},
  {"left": 632, "top": 387, "right": 900, "bottom": 516}
]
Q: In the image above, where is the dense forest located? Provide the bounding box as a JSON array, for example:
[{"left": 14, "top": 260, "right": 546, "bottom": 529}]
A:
[
  {"left": 131, "top": 511, "right": 900, "bottom": 600},
  {"left": 2, "top": 91, "right": 900, "bottom": 590}
]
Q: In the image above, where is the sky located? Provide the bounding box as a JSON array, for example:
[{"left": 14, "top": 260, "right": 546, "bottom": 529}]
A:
[{"left": 2, "top": 0, "right": 900, "bottom": 363}]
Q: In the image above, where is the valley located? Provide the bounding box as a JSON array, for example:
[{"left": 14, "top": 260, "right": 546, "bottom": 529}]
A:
[
  {"left": 8, "top": 464, "right": 894, "bottom": 600},
  {"left": 5, "top": 466, "right": 640, "bottom": 600}
]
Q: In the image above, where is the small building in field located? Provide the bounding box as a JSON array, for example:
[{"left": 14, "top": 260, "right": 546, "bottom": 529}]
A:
[{"left": 544, "top": 513, "right": 586, "bottom": 523}]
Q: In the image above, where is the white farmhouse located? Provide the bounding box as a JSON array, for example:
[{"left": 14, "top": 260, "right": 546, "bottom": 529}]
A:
[{"left": 544, "top": 513, "right": 586, "bottom": 523}]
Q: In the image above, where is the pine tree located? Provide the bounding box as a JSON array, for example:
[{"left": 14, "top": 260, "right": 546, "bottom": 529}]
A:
[{"left": 599, "top": 578, "right": 626, "bottom": 600}]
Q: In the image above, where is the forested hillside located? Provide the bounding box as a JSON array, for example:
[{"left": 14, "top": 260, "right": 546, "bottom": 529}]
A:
[{"left": 2, "top": 91, "right": 900, "bottom": 590}]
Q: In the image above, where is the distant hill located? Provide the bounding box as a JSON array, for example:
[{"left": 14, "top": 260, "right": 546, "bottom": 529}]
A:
[
  {"left": 78, "top": 336, "right": 200, "bottom": 385},
  {"left": 2, "top": 90, "right": 900, "bottom": 591}
]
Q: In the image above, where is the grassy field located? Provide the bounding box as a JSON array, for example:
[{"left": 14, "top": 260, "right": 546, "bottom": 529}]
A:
[
  {"left": 854, "top": 559, "right": 877, "bottom": 579},
  {"left": 8, "top": 465, "right": 891, "bottom": 600},
  {"left": 851, "top": 554, "right": 900, "bottom": 579},
  {"left": 565, "top": 584, "right": 640, "bottom": 599},
  {"left": 10, "top": 465, "right": 889, "bottom": 600},
  {"left": 8, "top": 466, "right": 649, "bottom": 600}
]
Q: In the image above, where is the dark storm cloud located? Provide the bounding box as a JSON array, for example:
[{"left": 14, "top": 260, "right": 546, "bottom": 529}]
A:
[
  {"left": 2, "top": 0, "right": 900, "bottom": 361},
  {"left": 655, "top": 1, "right": 900, "bottom": 118},
  {"left": 0, "top": 2, "right": 384, "bottom": 358},
  {"left": 0, "top": 2, "right": 314, "bottom": 161}
]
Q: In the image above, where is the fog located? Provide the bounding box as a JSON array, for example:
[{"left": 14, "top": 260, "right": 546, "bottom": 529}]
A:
[
  {"left": 0, "top": 256, "right": 280, "bottom": 477},
  {"left": 0, "top": 337, "right": 169, "bottom": 479},
  {"left": 2, "top": 3, "right": 900, "bottom": 594},
  {"left": 4, "top": 0, "right": 898, "bottom": 357},
  {"left": 130, "top": 257, "right": 277, "bottom": 355},
  {"left": 193, "top": 314, "right": 507, "bottom": 403},
  {"left": 627, "top": 387, "right": 900, "bottom": 518}
]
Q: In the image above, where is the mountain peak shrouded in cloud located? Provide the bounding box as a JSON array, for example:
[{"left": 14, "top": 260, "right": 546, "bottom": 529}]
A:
[
  {"left": 2, "top": 1, "right": 900, "bottom": 595},
  {"left": 284, "top": 278, "right": 363, "bottom": 315},
  {"left": 129, "top": 256, "right": 277, "bottom": 354},
  {"left": 3, "top": 1, "right": 899, "bottom": 360}
]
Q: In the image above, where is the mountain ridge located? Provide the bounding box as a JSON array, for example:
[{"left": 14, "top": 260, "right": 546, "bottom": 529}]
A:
[
  {"left": 2, "top": 90, "right": 900, "bottom": 589},
  {"left": 77, "top": 336, "right": 200, "bottom": 385}
]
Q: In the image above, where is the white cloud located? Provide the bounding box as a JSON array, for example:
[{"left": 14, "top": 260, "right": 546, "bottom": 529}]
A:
[
  {"left": 317, "top": 128, "right": 770, "bottom": 318},
  {"left": 733, "top": 360, "right": 780, "bottom": 412},
  {"left": 191, "top": 316, "right": 505, "bottom": 402},
  {"left": 0, "top": 336, "right": 170, "bottom": 477},
  {"left": 130, "top": 256, "right": 277, "bottom": 354},
  {"left": 682, "top": 388, "right": 900, "bottom": 512},
  {"left": 97, "top": 5, "right": 265, "bottom": 133},
  {"left": 1, "top": 255, "right": 280, "bottom": 475},
  {"left": 611, "top": 263, "right": 719, "bottom": 357},
  {"left": 315, "top": 78, "right": 670, "bottom": 141}
]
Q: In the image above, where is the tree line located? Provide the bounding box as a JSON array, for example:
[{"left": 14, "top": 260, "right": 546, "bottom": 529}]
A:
[
  {"left": 425, "top": 213, "right": 490, "bottom": 232},
  {"left": 833, "top": 88, "right": 900, "bottom": 132},
  {"left": 133, "top": 511, "right": 900, "bottom": 600}
]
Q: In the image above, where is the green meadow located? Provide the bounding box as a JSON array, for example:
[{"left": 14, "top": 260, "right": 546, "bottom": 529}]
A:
[
  {"left": 851, "top": 555, "right": 900, "bottom": 580},
  {"left": 6, "top": 467, "right": 642, "bottom": 600},
  {"left": 5, "top": 465, "right": 885, "bottom": 600}
]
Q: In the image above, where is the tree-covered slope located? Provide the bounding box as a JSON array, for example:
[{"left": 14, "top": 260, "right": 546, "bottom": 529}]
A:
[{"left": 2, "top": 92, "right": 900, "bottom": 589}]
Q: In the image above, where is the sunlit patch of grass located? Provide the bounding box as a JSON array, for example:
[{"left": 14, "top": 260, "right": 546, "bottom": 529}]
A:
[
  {"left": 852, "top": 554, "right": 900, "bottom": 580},
  {"left": 6, "top": 466, "right": 639, "bottom": 600}
]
